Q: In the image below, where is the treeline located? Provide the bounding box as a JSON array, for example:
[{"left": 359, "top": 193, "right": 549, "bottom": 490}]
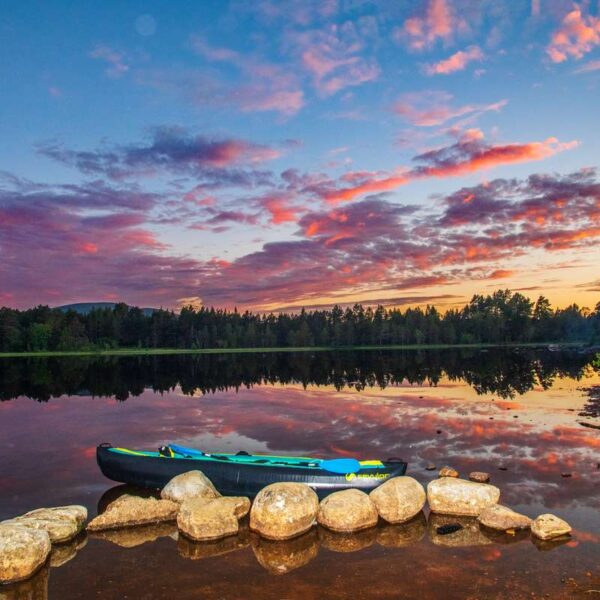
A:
[{"left": 0, "top": 290, "right": 599, "bottom": 353}]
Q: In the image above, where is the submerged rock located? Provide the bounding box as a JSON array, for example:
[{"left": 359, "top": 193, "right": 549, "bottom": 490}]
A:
[
  {"left": 0, "top": 523, "right": 51, "bottom": 584},
  {"left": 427, "top": 477, "right": 500, "bottom": 517},
  {"left": 370, "top": 476, "right": 426, "bottom": 524},
  {"left": 428, "top": 514, "right": 492, "bottom": 548},
  {"left": 531, "top": 514, "right": 572, "bottom": 540},
  {"left": 177, "top": 496, "right": 250, "bottom": 541},
  {"left": 438, "top": 466, "right": 459, "bottom": 478},
  {"left": 161, "top": 470, "right": 220, "bottom": 503},
  {"left": 478, "top": 505, "right": 531, "bottom": 531},
  {"left": 87, "top": 495, "right": 179, "bottom": 531},
  {"left": 469, "top": 472, "right": 490, "bottom": 483},
  {"left": 317, "top": 489, "right": 378, "bottom": 533},
  {"left": 251, "top": 529, "right": 319, "bottom": 575},
  {"left": 250, "top": 483, "right": 318, "bottom": 540}
]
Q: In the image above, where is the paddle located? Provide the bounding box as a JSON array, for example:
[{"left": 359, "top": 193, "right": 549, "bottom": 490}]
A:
[
  {"left": 168, "top": 444, "right": 361, "bottom": 474},
  {"left": 319, "top": 458, "right": 361, "bottom": 474}
]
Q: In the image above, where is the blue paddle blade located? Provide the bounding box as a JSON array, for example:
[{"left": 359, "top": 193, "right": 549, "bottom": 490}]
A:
[
  {"left": 169, "top": 444, "right": 204, "bottom": 457},
  {"left": 320, "top": 458, "right": 361, "bottom": 474}
]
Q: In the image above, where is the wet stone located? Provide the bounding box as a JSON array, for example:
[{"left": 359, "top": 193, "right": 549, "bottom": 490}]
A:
[
  {"left": 439, "top": 466, "right": 459, "bottom": 478},
  {"left": 469, "top": 472, "right": 491, "bottom": 483}
]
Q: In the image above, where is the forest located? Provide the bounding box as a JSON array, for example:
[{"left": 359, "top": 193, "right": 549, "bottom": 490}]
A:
[{"left": 0, "top": 290, "right": 599, "bottom": 353}]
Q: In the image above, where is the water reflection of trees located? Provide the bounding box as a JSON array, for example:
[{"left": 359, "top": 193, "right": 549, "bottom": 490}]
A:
[{"left": 0, "top": 348, "right": 593, "bottom": 402}]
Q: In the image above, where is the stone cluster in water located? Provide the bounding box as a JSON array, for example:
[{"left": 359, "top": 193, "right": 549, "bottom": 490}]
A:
[{"left": 0, "top": 469, "right": 573, "bottom": 590}]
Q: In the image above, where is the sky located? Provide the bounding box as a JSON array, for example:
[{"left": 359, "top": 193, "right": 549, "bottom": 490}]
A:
[{"left": 0, "top": 0, "right": 599, "bottom": 312}]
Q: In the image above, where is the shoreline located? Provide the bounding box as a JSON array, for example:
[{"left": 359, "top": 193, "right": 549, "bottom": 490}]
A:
[{"left": 0, "top": 341, "right": 587, "bottom": 359}]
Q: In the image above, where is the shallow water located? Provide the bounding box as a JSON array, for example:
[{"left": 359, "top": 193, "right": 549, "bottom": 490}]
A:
[{"left": 0, "top": 349, "right": 598, "bottom": 599}]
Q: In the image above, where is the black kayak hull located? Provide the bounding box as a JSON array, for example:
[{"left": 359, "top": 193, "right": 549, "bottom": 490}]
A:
[{"left": 96, "top": 445, "right": 407, "bottom": 497}]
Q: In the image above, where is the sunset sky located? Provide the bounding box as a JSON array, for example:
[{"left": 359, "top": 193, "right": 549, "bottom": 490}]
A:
[{"left": 1, "top": 0, "right": 599, "bottom": 312}]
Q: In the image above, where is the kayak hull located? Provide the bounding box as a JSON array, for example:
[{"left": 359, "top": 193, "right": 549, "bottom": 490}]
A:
[{"left": 96, "top": 444, "right": 407, "bottom": 497}]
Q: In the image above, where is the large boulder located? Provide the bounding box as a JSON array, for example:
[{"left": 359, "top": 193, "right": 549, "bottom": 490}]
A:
[
  {"left": 177, "top": 496, "right": 250, "bottom": 541},
  {"left": 427, "top": 477, "right": 500, "bottom": 517},
  {"left": 87, "top": 495, "right": 179, "bottom": 531},
  {"left": 161, "top": 471, "right": 220, "bottom": 503},
  {"left": 478, "top": 505, "right": 531, "bottom": 531},
  {"left": 317, "top": 489, "right": 378, "bottom": 533},
  {"left": 0, "top": 523, "right": 51, "bottom": 584},
  {"left": 250, "top": 482, "right": 318, "bottom": 540},
  {"left": 369, "top": 476, "right": 426, "bottom": 524},
  {"left": 531, "top": 514, "right": 572, "bottom": 540}
]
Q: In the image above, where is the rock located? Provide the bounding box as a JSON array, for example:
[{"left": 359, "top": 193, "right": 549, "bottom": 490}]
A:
[
  {"left": 0, "top": 523, "right": 51, "bottom": 584},
  {"left": 428, "top": 514, "right": 492, "bottom": 548},
  {"left": 425, "top": 464, "right": 436, "bottom": 471},
  {"left": 436, "top": 523, "right": 463, "bottom": 535},
  {"left": 250, "top": 483, "right": 318, "bottom": 540},
  {"left": 22, "top": 506, "right": 87, "bottom": 528},
  {"left": 317, "top": 489, "right": 378, "bottom": 533},
  {"left": 438, "top": 466, "right": 459, "bottom": 478},
  {"left": 1, "top": 517, "right": 80, "bottom": 545},
  {"left": 376, "top": 512, "right": 427, "bottom": 547},
  {"left": 498, "top": 465, "right": 508, "bottom": 471},
  {"left": 427, "top": 477, "right": 500, "bottom": 517},
  {"left": 561, "top": 472, "right": 572, "bottom": 478},
  {"left": 318, "top": 526, "right": 377, "bottom": 553},
  {"left": 89, "top": 522, "right": 176, "bottom": 548},
  {"left": 478, "top": 505, "right": 531, "bottom": 531},
  {"left": 87, "top": 495, "right": 179, "bottom": 531},
  {"left": 369, "top": 476, "right": 426, "bottom": 524},
  {"left": 161, "top": 470, "right": 220, "bottom": 503},
  {"left": 531, "top": 514, "right": 572, "bottom": 540},
  {"left": 177, "top": 496, "right": 250, "bottom": 541},
  {"left": 251, "top": 529, "right": 319, "bottom": 574},
  {"left": 469, "top": 472, "right": 490, "bottom": 483},
  {"left": 1, "top": 505, "right": 87, "bottom": 545}
]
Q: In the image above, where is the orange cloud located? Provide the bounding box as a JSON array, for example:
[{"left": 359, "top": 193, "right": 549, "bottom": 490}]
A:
[
  {"left": 547, "top": 5, "right": 600, "bottom": 63},
  {"left": 424, "top": 45, "right": 484, "bottom": 75}
]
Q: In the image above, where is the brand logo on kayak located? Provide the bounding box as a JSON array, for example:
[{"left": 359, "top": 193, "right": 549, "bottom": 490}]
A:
[{"left": 345, "top": 473, "right": 390, "bottom": 481}]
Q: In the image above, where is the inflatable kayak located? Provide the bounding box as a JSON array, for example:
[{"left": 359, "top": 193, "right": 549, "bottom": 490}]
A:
[{"left": 96, "top": 443, "right": 407, "bottom": 497}]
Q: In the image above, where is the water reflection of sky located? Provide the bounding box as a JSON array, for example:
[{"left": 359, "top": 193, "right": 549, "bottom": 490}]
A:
[{"left": 0, "top": 365, "right": 598, "bottom": 599}]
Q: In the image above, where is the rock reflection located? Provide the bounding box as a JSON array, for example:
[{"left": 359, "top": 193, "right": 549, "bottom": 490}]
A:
[
  {"left": 0, "top": 565, "right": 48, "bottom": 600},
  {"left": 531, "top": 535, "right": 572, "bottom": 552},
  {"left": 89, "top": 522, "right": 177, "bottom": 548},
  {"left": 480, "top": 527, "right": 531, "bottom": 546},
  {"left": 376, "top": 512, "right": 427, "bottom": 548},
  {"left": 178, "top": 524, "right": 251, "bottom": 560},
  {"left": 49, "top": 533, "right": 88, "bottom": 567},
  {"left": 318, "top": 525, "right": 377, "bottom": 553},
  {"left": 251, "top": 529, "right": 319, "bottom": 575},
  {"left": 428, "top": 514, "right": 493, "bottom": 548}
]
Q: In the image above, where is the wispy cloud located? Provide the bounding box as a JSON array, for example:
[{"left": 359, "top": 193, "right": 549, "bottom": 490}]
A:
[
  {"left": 424, "top": 45, "right": 484, "bottom": 75},
  {"left": 89, "top": 44, "right": 129, "bottom": 78}
]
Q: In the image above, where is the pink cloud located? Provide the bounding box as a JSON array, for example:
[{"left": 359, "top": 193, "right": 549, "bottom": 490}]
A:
[
  {"left": 547, "top": 5, "right": 600, "bottom": 63},
  {"left": 395, "top": 0, "right": 467, "bottom": 51},
  {"left": 424, "top": 45, "right": 484, "bottom": 75}
]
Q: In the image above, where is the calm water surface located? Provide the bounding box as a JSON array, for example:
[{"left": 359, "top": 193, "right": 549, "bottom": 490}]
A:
[{"left": 0, "top": 349, "right": 598, "bottom": 599}]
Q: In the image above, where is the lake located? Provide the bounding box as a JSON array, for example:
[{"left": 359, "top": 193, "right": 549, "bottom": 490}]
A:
[{"left": 0, "top": 348, "right": 598, "bottom": 599}]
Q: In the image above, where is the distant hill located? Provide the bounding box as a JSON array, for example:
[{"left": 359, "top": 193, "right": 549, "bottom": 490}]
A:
[{"left": 56, "top": 302, "right": 157, "bottom": 316}]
